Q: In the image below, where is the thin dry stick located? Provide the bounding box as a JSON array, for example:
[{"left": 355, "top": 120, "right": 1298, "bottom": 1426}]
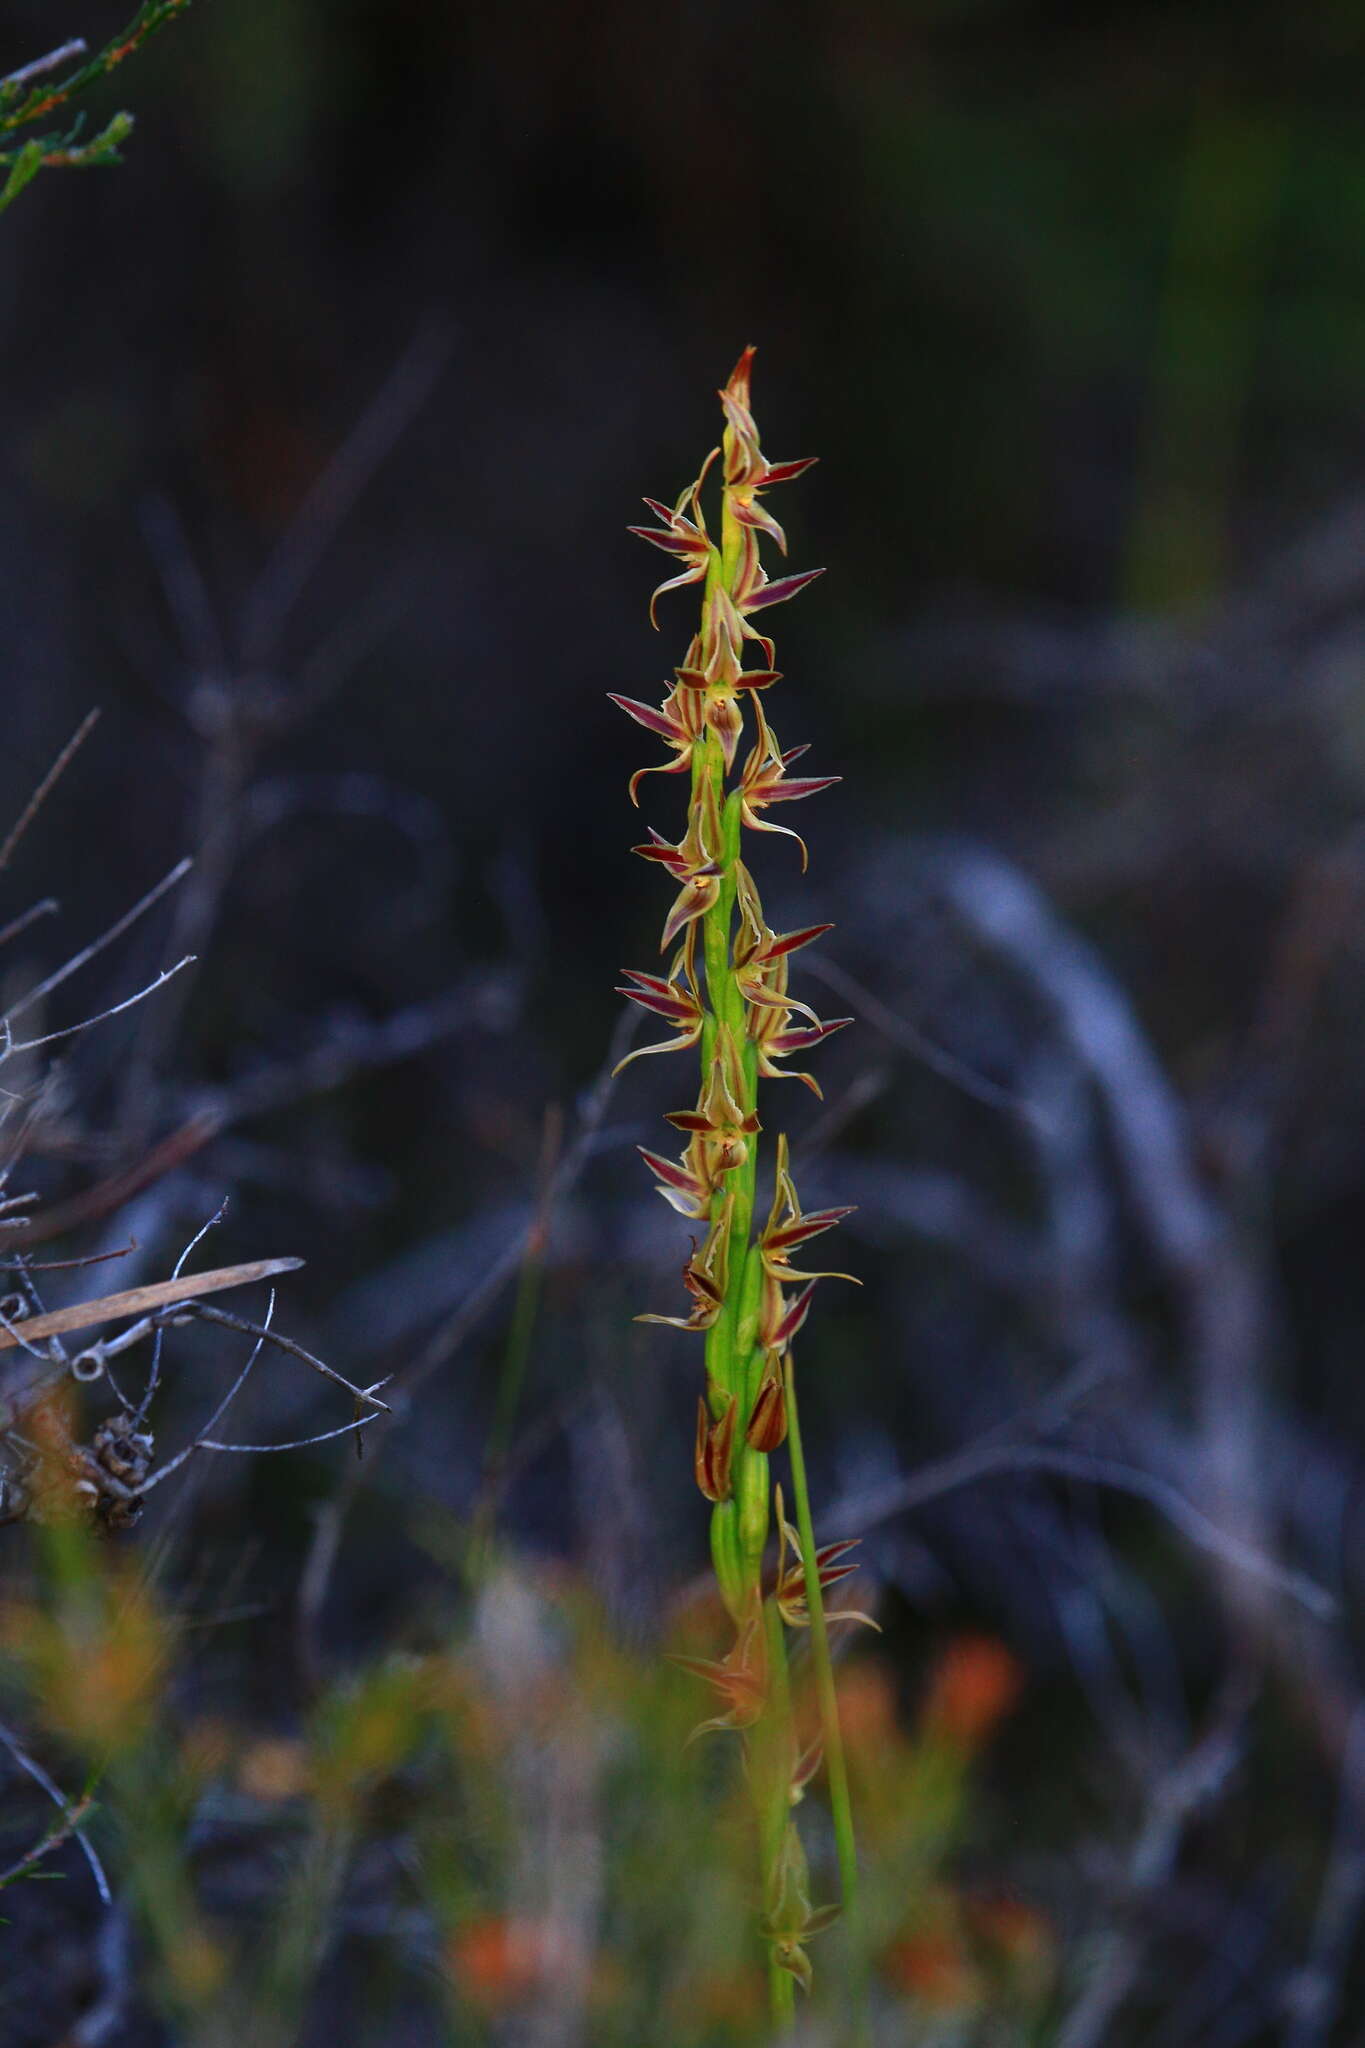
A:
[
  {"left": 195, "top": 1416, "right": 379, "bottom": 1456},
  {"left": 0, "top": 4, "right": 189, "bottom": 134},
  {"left": 2, "top": 1239, "right": 137, "bottom": 1276},
  {"left": 118, "top": 337, "right": 451, "bottom": 1130},
  {"left": 294, "top": 1006, "right": 638, "bottom": 1691},
  {"left": 826, "top": 1438, "right": 1333, "bottom": 1620},
  {"left": 1, "top": 41, "right": 87, "bottom": 92},
  {"left": 1056, "top": 1686, "right": 1249, "bottom": 2048},
  {"left": 138, "top": 1288, "right": 277, "bottom": 1491},
  {"left": 241, "top": 320, "right": 454, "bottom": 665},
  {"left": 0, "top": 708, "right": 100, "bottom": 875},
  {"left": 0, "top": 1789, "right": 97, "bottom": 1890},
  {"left": 1284, "top": 1707, "right": 1365, "bottom": 2048},
  {"left": 2, "top": 856, "right": 192, "bottom": 1025},
  {"left": 0, "top": 1258, "right": 303, "bottom": 1356},
  {"left": 0, "top": 1717, "right": 109, "bottom": 1904},
  {"left": 1, "top": 955, "right": 195, "bottom": 1059},
  {"left": 20, "top": 1113, "right": 221, "bottom": 1247},
  {"left": 802, "top": 950, "right": 1029, "bottom": 1120},
  {"left": 134, "top": 1198, "right": 228, "bottom": 1422},
  {"left": 0, "top": 899, "right": 59, "bottom": 949},
  {"left": 20, "top": 983, "right": 482, "bottom": 1249},
  {"left": 137, "top": 1292, "right": 381, "bottom": 1480},
  {"left": 140, "top": 495, "right": 227, "bottom": 675},
  {"left": 405, "top": 1006, "right": 637, "bottom": 1398},
  {"left": 167, "top": 1299, "right": 391, "bottom": 1413}
]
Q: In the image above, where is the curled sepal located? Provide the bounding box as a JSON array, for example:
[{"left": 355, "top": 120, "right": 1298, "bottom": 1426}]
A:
[
  {"left": 700, "top": 547, "right": 823, "bottom": 671},
  {"left": 662, "top": 874, "right": 721, "bottom": 952},
  {"left": 670, "top": 1609, "right": 767, "bottom": 1740},
  {"left": 740, "top": 697, "right": 841, "bottom": 870},
  {"left": 773, "top": 1480, "right": 877, "bottom": 1632},
  {"left": 694, "top": 1390, "right": 738, "bottom": 1502},
  {"left": 730, "top": 541, "right": 826, "bottom": 666},
  {"left": 756, "top": 1013, "right": 853, "bottom": 1094},
  {"left": 609, "top": 683, "right": 706, "bottom": 805},
  {"left": 636, "top": 1141, "right": 712, "bottom": 1219},
  {"left": 613, "top": 942, "right": 704, "bottom": 1073},
  {"left": 628, "top": 477, "right": 717, "bottom": 628},
  {"left": 731, "top": 491, "right": 790, "bottom": 555},
  {"left": 637, "top": 1196, "right": 733, "bottom": 1333},
  {"left": 759, "top": 1133, "right": 859, "bottom": 1286},
  {"left": 736, "top": 918, "right": 835, "bottom": 1011},
  {"left": 733, "top": 874, "right": 853, "bottom": 1094},
  {"left": 742, "top": 564, "right": 826, "bottom": 616},
  {"left": 732, "top": 865, "right": 832, "bottom": 1021},
  {"left": 633, "top": 777, "right": 724, "bottom": 951},
  {"left": 759, "top": 1257, "right": 860, "bottom": 1363},
  {"left": 760, "top": 1821, "right": 841, "bottom": 1995}
]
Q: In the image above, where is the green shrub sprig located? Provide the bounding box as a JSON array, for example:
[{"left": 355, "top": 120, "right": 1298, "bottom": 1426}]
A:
[{"left": 0, "top": 2, "right": 189, "bottom": 217}]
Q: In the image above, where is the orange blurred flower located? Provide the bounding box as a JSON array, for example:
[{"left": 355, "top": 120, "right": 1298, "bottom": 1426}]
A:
[
  {"left": 448, "top": 1916, "right": 557, "bottom": 2011},
  {"left": 686, "top": 1965, "right": 767, "bottom": 2028},
  {"left": 238, "top": 1734, "right": 312, "bottom": 1802},
  {"left": 834, "top": 1660, "right": 899, "bottom": 1755},
  {"left": 2, "top": 1566, "right": 167, "bottom": 1753},
  {"left": 921, "top": 1635, "right": 1023, "bottom": 1750},
  {"left": 882, "top": 1916, "right": 982, "bottom": 2012},
  {"left": 967, "top": 1891, "right": 1057, "bottom": 1995}
]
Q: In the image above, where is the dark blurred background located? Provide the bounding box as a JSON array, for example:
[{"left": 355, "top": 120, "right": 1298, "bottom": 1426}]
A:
[{"left": 8, "top": 1, "right": 1365, "bottom": 2037}]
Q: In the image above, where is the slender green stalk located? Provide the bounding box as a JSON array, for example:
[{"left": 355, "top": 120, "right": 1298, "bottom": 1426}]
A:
[
  {"left": 784, "top": 1350, "right": 869, "bottom": 2040},
  {"left": 761, "top": 1597, "right": 798, "bottom": 2032},
  {"left": 769, "top": 1952, "right": 798, "bottom": 2029},
  {"left": 468, "top": 1104, "right": 563, "bottom": 1576}
]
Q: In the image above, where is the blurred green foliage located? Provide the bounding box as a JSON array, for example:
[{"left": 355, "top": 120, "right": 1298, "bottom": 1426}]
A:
[{"left": 1, "top": 1519, "right": 1049, "bottom": 2043}]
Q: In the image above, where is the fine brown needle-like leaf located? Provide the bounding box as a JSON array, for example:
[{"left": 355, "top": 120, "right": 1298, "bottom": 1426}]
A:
[{"left": 0, "top": 1257, "right": 304, "bottom": 1352}]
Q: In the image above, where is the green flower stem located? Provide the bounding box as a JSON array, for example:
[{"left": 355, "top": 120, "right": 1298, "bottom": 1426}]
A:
[
  {"left": 769, "top": 1945, "right": 798, "bottom": 2029},
  {"left": 634, "top": 360, "right": 857, "bottom": 2024},
  {"left": 702, "top": 784, "right": 760, "bottom": 1383},
  {"left": 783, "top": 1349, "right": 869, "bottom": 2041},
  {"left": 697, "top": 452, "right": 799, "bottom": 2036},
  {"left": 760, "top": 1595, "right": 798, "bottom": 2033},
  {"left": 698, "top": 507, "right": 766, "bottom": 1579},
  {"left": 467, "top": 1105, "right": 562, "bottom": 1578}
]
